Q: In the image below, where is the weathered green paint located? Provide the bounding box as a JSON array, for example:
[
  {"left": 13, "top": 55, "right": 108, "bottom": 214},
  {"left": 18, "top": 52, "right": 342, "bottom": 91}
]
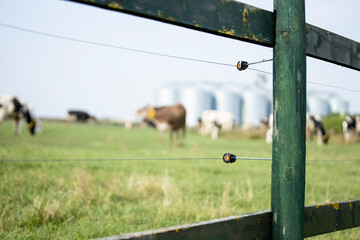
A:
[
  {"left": 304, "top": 200, "right": 360, "bottom": 238},
  {"left": 306, "top": 24, "right": 360, "bottom": 71},
  {"left": 96, "top": 210, "right": 272, "bottom": 240},
  {"left": 271, "top": 0, "right": 307, "bottom": 239},
  {"left": 96, "top": 200, "right": 360, "bottom": 240},
  {"left": 68, "top": 0, "right": 360, "bottom": 71},
  {"left": 68, "top": 0, "right": 275, "bottom": 47}
]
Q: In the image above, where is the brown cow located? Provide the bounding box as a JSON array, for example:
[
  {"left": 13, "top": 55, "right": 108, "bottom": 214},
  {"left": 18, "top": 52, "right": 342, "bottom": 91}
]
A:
[{"left": 137, "top": 103, "right": 186, "bottom": 145}]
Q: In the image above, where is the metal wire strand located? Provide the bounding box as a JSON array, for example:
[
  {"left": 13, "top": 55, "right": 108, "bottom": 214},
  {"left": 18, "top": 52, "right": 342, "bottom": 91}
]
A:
[
  {"left": 0, "top": 157, "right": 221, "bottom": 163},
  {"left": 1, "top": 157, "right": 360, "bottom": 163},
  {"left": 1, "top": 22, "right": 278, "bottom": 75},
  {"left": 248, "top": 59, "right": 273, "bottom": 65},
  {"left": 235, "top": 157, "right": 360, "bottom": 162},
  {"left": 0, "top": 22, "right": 235, "bottom": 67},
  {"left": 2, "top": 22, "right": 359, "bottom": 93},
  {"left": 307, "top": 81, "right": 360, "bottom": 93}
]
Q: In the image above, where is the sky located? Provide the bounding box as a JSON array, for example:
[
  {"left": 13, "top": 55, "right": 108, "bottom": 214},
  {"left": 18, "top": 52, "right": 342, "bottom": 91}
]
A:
[{"left": 0, "top": 0, "right": 359, "bottom": 121}]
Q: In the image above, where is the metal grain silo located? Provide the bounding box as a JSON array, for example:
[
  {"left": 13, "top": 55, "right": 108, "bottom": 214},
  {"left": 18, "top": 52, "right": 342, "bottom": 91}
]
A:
[
  {"left": 196, "top": 81, "right": 218, "bottom": 109},
  {"left": 329, "top": 95, "right": 349, "bottom": 115},
  {"left": 220, "top": 82, "right": 250, "bottom": 125},
  {"left": 214, "top": 88, "right": 242, "bottom": 125},
  {"left": 155, "top": 85, "right": 178, "bottom": 107},
  {"left": 307, "top": 95, "right": 331, "bottom": 116},
  {"left": 242, "top": 86, "right": 272, "bottom": 128},
  {"left": 179, "top": 85, "right": 213, "bottom": 127}
]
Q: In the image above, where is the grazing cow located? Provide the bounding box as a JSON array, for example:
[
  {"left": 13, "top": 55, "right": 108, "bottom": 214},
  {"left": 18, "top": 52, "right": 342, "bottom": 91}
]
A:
[
  {"left": 67, "top": 110, "right": 96, "bottom": 123},
  {"left": 0, "top": 95, "right": 39, "bottom": 135},
  {"left": 306, "top": 113, "right": 329, "bottom": 145},
  {"left": 342, "top": 115, "right": 360, "bottom": 143},
  {"left": 137, "top": 103, "right": 186, "bottom": 145},
  {"left": 265, "top": 113, "right": 329, "bottom": 145},
  {"left": 198, "top": 110, "right": 234, "bottom": 139}
]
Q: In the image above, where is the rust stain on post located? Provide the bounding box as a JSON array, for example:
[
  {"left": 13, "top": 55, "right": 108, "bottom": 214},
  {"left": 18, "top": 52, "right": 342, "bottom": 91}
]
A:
[{"left": 332, "top": 202, "right": 339, "bottom": 210}]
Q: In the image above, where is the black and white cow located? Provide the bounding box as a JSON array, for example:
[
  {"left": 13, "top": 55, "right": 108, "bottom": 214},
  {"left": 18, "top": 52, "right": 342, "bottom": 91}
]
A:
[
  {"left": 198, "top": 110, "right": 234, "bottom": 139},
  {"left": 0, "top": 95, "right": 39, "bottom": 135},
  {"left": 67, "top": 110, "right": 96, "bottom": 123},
  {"left": 342, "top": 115, "right": 360, "bottom": 143},
  {"left": 306, "top": 113, "right": 329, "bottom": 145},
  {"left": 265, "top": 113, "right": 329, "bottom": 145}
]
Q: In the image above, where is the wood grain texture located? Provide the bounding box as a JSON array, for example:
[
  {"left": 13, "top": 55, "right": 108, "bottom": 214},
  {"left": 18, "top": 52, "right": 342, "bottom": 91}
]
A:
[
  {"left": 304, "top": 199, "right": 360, "bottom": 238},
  {"left": 68, "top": 0, "right": 360, "bottom": 71},
  {"left": 95, "top": 200, "right": 360, "bottom": 239},
  {"left": 271, "top": 0, "right": 307, "bottom": 239},
  {"left": 306, "top": 24, "right": 360, "bottom": 71},
  {"left": 68, "top": 0, "right": 274, "bottom": 47},
  {"left": 95, "top": 210, "right": 272, "bottom": 240}
]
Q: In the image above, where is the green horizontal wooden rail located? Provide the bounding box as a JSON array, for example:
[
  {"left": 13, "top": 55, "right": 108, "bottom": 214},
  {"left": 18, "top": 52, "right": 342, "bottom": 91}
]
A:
[
  {"left": 304, "top": 200, "right": 360, "bottom": 237},
  {"left": 95, "top": 200, "right": 360, "bottom": 240},
  {"left": 68, "top": 0, "right": 360, "bottom": 71},
  {"left": 97, "top": 210, "right": 272, "bottom": 240},
  {"left": 67, "top": 0, "right": 275, "bottom": 47},
  {"left": 306, "top": 24, "right": 360, "bottom": 71}
]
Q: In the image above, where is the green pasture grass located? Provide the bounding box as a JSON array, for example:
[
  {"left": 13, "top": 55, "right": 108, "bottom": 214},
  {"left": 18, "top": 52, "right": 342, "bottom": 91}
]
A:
[{"left": 0, "top": 121, "right": 359, "bottom": 239}]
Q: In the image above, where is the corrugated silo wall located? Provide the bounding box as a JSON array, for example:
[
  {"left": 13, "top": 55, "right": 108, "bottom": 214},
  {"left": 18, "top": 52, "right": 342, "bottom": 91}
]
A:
[
  {"left": 214, "top": 89, "right": 242, "bottom": 125},
  {"left": 242, "top": 88, "right": 272, "bottom": 127},
  {"left": 330, "top": 97, "right": 349, "bottom": 115},
  {"left": 179, "top": 86, "right": 213, "bottom": 127},
  {"left": 155, "top": 87, "right": 178, "bottom": 107},
  {"left": 308, "top": 96, "right": 331, "bottom": 116},
  {"left": 155, "top": 82, "right": 274, "bottom": 128}
]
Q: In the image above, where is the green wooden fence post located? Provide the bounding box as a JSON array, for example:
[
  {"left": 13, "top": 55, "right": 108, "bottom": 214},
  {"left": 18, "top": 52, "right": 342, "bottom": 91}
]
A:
[{"left": 271, "top": 0, "right": 307, "bottom": 239}]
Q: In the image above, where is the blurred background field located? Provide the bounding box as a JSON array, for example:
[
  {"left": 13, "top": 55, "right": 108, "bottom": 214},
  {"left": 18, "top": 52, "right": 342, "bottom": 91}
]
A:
[{"left": 0, "top": 121, "right": 360, "bottom": 239}]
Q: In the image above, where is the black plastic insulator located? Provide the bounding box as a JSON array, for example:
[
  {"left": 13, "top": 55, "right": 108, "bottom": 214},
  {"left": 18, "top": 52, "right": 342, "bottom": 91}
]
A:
[
  {"left": 237, "top": 61, "right": 249, "bottom": 71},
  {"left": 223, "top": 153, "right": 237, "bottom": 163}
]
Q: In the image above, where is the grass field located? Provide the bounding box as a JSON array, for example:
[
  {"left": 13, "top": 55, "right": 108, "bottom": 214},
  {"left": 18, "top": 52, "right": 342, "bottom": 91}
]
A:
[{"left": 0, "top": 121, "right": 360, "bottom": 239}]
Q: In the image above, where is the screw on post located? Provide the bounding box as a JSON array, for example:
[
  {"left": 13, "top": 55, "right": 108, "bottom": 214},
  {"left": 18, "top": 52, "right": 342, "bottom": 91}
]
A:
[{"left": 223, "top": 153, "right": 237, "bottom": 163}]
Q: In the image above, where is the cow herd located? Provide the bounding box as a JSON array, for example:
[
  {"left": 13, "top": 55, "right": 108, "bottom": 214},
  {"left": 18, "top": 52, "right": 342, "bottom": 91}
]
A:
[
  {"left": 137, "top": 103, "right": 360, "bottom": 146},
  {"left": 265, "top": 113, "right": 330, "bottom": 145},
  {"left": 1, "top": 95, "right": 360, "bottom": 146}
]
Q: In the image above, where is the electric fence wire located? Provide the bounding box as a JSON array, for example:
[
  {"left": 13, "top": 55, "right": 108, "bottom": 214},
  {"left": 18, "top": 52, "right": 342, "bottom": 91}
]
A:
[
  {"left": 247, "top": 67, "right": 272, "bottom": 75},
  {"left": 245, "top": 60, "right": 360, "bottom": 93},
  {"left": 230, "top": 157, "right": 360, "bottom": 162},
  {"left": 246, "top": 59, "right": 273, "bottom": 75},
  {"left": 0, "top": 157, "right": 219, "bottom": 163},
  {"left": 1, "top": 157, "right": 360, "bottom": 163},
  {"left": 0, "top": 22, "right": 236, "bottom": 67},
  {"left": 248, "top": 59, "right": 273, "bottom": 65},
  {"left": 0, "top": 23, "right": 359, "bottom": 164},
  {"left": 307, "top": 81, "right": 360, "bottom": 93},
  {"left": 1, "top": 22, "right": 359, "bottom": 93}
]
